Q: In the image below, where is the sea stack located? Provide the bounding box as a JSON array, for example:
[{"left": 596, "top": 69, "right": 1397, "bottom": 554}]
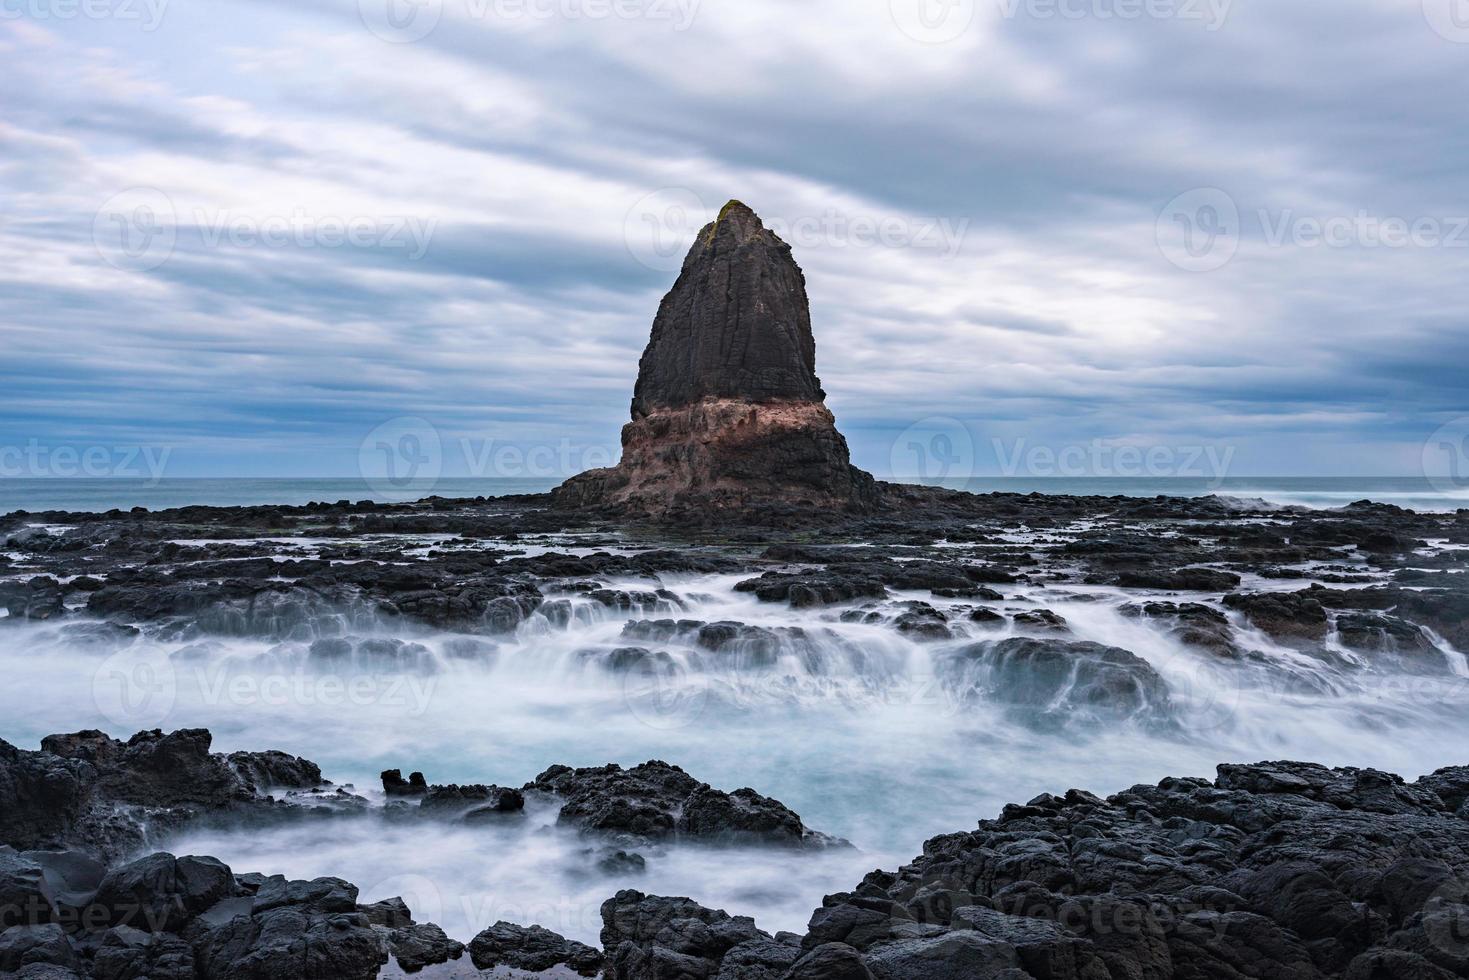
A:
[{"left": 556, "top": 200, "right": 877, "bottom": 517}]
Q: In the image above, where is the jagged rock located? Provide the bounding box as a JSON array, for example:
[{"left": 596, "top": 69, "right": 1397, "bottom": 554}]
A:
[
  {"left": 190, "top": 871, "right": 386, "bottom": 980},
  {"left": 525, "top": 760, "right": 840, "bottom": 847},
  {"left": 418, "top": 783, "right": 525, "bottom": 818},
  {"left": 379, "top": 921, "right": 464, "bottom": 971},
  {"left": 556, "top": 201, "right": 877, "bottom": 517},
  {"left": 1116, "top": 568, "right": 1242, "bottom": 592},
  {"left": 0, "top": 923, "right": 80, "bottom": 975},
  {"left": 0, "top": 577, "right": 65, "bottom": 621},
  {"left": 226, "top": 751, "right": 323, "bottom": 792},
  {"left": 1011, "top": 608, "right": 1070, "bottom": 633},
  {"left": 733, "top": 571, "right": 886, "bottom": 608},
  {"left": 91, "top": 924, "right": 195, "bottom": 980},
  {"left": 1120, "top": 601, "right": 1241, "bottom": 658},
  {"left": 0, "top": 729, "right": 332, "bottom": 861},
  {"left": 1224, "top": 591, "right": 1330, "bottom": 646},
  {"left": 379, "top": 769, "right": 427, "bottom": 797},
  {"left": 600, "top": 890, "right": 767, "bottom": 980},
  {"left": 358, "top": 896, "right": 413, "bottom": 928},
  {"left": 91, "top": 852, "right": 236, "bottom": 932},
  {"left": 468, "top": 921, "right": 602, "bottom": 976}
]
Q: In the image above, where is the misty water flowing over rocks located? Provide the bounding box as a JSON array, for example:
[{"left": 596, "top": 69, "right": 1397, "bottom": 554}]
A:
[{"left": 3, "top": 205, "right": 1469, "bottom": 979}]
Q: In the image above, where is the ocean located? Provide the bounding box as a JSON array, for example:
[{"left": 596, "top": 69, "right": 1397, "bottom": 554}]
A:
[{"left": 1, "top": 475, "right": 1465, "bottom": 515}]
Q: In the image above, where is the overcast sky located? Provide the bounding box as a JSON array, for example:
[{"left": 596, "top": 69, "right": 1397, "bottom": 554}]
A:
[{"left": 2, "top": 0, "right": 1466, "bottom": 482}]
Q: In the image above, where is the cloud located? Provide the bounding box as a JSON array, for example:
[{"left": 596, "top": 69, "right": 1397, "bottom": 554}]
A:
[{"left": 0, "top": 3, "right": 1464, "bottom": 479}]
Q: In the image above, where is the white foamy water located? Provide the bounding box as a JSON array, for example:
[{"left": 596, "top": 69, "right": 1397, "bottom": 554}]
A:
[{"left": 3, "top": 571, "right": 1468, "bottom": 943}]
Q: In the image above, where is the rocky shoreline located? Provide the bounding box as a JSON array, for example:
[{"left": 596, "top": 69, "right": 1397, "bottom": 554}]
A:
[
  {"left": 2, "top": 722, "right": 1466, "bottom": 978},
  {"left": 2, "top": 485, "right": 1468, "bottom": 977}
]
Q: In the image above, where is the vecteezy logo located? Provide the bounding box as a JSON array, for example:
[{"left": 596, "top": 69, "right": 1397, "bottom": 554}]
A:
[
  {"left": 358, "top": 0, "right": 443, "bottom": 43},
  {"left": 93, "top": 187, "right": 177, "bottom": 272},
  {"left": 1156, "top": 187, "right": 1240, "bottom": 272},
  {"left": 889, "top": 417, "right": 976, "bottom": 484},
  {"left": 1423, "top": 417, "right": 1469, "bottom": 494},
  {"left": 1424, "top": 0, "right": 1469, "bottom": 43},
  {"left": 890, "top": 0, "right": 976, "bottom": 44},
  {"left": 624, "top": 188, "right": 708, "bottom": 273},
  {"left": 92, "top": 648, "right": 177, "bottom": 729},
  {"left": 359, "top": 417, "right": 443, "bottom": 501}
]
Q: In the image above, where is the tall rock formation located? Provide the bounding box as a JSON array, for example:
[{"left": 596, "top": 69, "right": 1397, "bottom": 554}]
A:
[{"left": 556, "top": 200, "right": 877, "bottom": 518}]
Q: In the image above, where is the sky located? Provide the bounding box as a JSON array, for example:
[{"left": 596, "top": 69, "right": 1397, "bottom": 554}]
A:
[{"left": 1, "top": 0, "right": 1467, "bottom": 483}]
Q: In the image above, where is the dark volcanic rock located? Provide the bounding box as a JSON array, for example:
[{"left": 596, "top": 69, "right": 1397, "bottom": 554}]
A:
[
  {"left": 555, "top": 201, "right": 877, "bottom": 517},
  {"left": 600, "top": 758, "right": 1469, "bottom": 980},
  {"left": 599, "top": 889, "right": 770, "bottom": 980},
  {"left": 226, "top": 750, "right": 323, "bottom": 793},
  {"left": 417, "top": 783, "right": 525, "bottom": 819},
  {"left": 92, "top": 852, "right": 236, "bottom": 933},
  {"left": 379, "top": 921, "right": 464, "bottom": 971},
  {"left": 0, "top": 729, "right": 332, "bottom": 861},
  {"left": 733, "top": 571, "right": 887, "bottom": 608},
  {"left": 940, "top": 637, "right": 1175, "bottom": 730},
  {"left": 630, "top": 200, "right": 826, "bottom": 415},
  {"left": 1120, "top": 600, "right": 1241, "bottom": 658},
  {"left": 526, "top": 760, "right": 840, "bottom": 847},
  {"left": 0, "top": 577, "right": 65, "bottom": 621},
  {"left": 1224, "top": 590, "right": 1330, "bottom": 646},
  {"left": 468, "top": 921, "right": 602, "bottom": 975},
  {"left": 379, "top": 769, "right": 427, "bottom": 797},
  {"left": 1116, "top": 567, "right": 1242, "bottom": 592}
]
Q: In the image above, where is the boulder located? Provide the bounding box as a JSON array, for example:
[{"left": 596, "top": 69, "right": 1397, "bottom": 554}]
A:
[{"left": 467, "top": 921, "right": 602, "bottom": 975}]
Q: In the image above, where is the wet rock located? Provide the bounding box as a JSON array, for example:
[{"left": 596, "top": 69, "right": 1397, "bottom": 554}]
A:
[
  {"left": 468, "top": 921, "right": 602, "bottom": 976},
  {"left": 788, "top": 757, "right": 1469, "bottom": 980},
  {"left": 596, "top": 849, "right": 648, "bottom": 875},
  {"left": 588, "top": 588, "right": 682, "bottom": 612},
  {"left": 359, "top": 896, "right": 413, "bottom": 928},
  {"left": 90, "top": 924, "right": 194, "bottom": 980},
  {"left": 0, "top": 848, "right": 51, "bottom": 928},
  {"left": 380, "top": 921, "right": 464, "bottom": 971},
  {"left": 581, "top": 646, "right": 677, "bottom": 674},
  {"left": 1415, "top": 765, "right": 1469, "bottom": 813},
  {"left": 92, "top": 853, "right": 236, "bottom": 933},
  {"left": 714, "top": 936, "right": 802, "bottom": 979},
  {"left": 600, "top": 889, "right": 766, "bottom": 980},
  {"left": 526, "top": 761, "right": 839, "bottom": 847},
  {"left": 968, "top": 608, "right": 1006, "bottom": 627},
  {"left": 51, "top": 622, "right": 139, "bottom": 650},
  {"left": 733, "top": 572, "right": 886, "bottom": 607},
  {"left": 1224, "top": 591, "right": 1329, "bottom": 646},
  {"left": 1120, "top": 601, "right": 1240, "bottom": 658},
  {"left": 0, "top": 729, "right": 329, "bottom": 861},
  {"left": 0, "top": 577, "right": 65, "bottom": 621},
  {"left": 226, "top": 751, "right": 323, "bottom": 792},
  {"left": 380, "top": 769, "right": 427, "bottom": 797},
  {"left": 1116, "top": 568, "right": 1242, "bottom": 592},
  {"left": 1334, "top": 613, "right": 1444, "bottom": 670},
  {"left": 306, "top": 636, "right": 438, "bottom": 673},
  {"left": 941, "top": 637, "right": 1174, "bottom": 730},
  {"left": 0, "top": 923, "right": 80, "bottom": 975},
  {"left": 418, "top": 784, "right": 525, "bottom": 819},
  {"left": 1010, "top": 608, "right": 1070, "bottom": 633},
  {"left": 191, "top": 886, "right": 386, "bottom": 980},
  {"left": 788, "top": 942, "right": 874, "bottom": 980}
]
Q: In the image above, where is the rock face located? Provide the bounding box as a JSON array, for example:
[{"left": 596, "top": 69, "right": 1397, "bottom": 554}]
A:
[
  {"left": 524, "top": 759, "right": 846, "bottom": 848},
  {"left": 607, "top": 760, "right": 1469, "bottom": 980},
  {"left": 0, "top": 729, "right": 339, "bottom": 862},
  {"left": 556, "top": 200, "right": 877, "bottom": 517}
]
